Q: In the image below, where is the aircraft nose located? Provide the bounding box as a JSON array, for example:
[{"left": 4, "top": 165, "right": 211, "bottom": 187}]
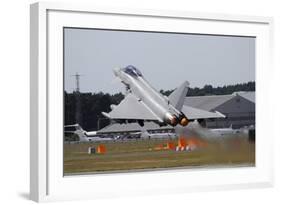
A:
[{"left": 113, "top": 67, "right": 121, "bottom": 76}]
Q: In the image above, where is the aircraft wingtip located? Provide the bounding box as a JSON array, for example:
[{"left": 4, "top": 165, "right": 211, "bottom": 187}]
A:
[
  {"left": 101, "top": 112, "right": 111, "bottom": 118},
  {"left": 215, "top": 111, "right": 226, "bottom": 118}
]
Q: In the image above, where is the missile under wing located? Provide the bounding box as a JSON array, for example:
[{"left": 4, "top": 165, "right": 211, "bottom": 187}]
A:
[{"left": 102, "top": 65, "right": 224, "bottom": 127}]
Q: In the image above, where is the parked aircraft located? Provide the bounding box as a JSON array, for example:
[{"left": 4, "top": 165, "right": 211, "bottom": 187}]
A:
[
  {"left": 64, "top": 124, "right": 112, "bottom": 142},
  {"left": 124, "top": 129, "right": 177, "bottom": 139},
  {"left": 102, "top": 65, "right": 224, "bottom": 127},
  {"left": 186, "top": 121, "right": 245, "bottom": 139},
  {"left": 138, "top": 130, "right": 177, "bottom": 139},
  {"left": 210, "top": 125, "right": 240, "bottom": 136}
]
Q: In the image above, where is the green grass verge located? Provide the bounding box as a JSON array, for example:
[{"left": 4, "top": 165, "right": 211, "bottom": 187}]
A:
[{"left": 64, "top": 137, "right": 255, "bottom": 174}]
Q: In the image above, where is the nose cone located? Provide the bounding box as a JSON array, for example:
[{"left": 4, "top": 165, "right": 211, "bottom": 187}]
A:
[{"left": 113, "top": 67, "right": 121, "bottom": 76}]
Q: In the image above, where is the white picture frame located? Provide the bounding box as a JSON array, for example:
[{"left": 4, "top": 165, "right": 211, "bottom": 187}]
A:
[{"left": 30, "top": 2, "right": 274, "bottom": 202}]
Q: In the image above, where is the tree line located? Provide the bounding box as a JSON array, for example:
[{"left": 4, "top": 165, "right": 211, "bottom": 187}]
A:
[
  {"left": 160, "top": 81, "right": 255, "bottom": 96},
  {"left": 64, "top": 81, "right": 255, "bottom": 131}
]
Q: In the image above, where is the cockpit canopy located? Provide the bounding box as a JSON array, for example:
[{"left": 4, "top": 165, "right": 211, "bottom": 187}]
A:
[{"left": 122, "top": 65, "right": 143, "bottom": 77}]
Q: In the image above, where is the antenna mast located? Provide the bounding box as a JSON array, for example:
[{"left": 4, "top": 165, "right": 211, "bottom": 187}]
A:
[
  {"left": 72, "top": 72, "right": 83, "bottom": 126},
  {"left": 74, "top": 72, "right": 80, "bottom": 92}
]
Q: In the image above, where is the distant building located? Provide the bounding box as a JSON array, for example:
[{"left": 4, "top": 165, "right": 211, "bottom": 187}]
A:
[{"left": 184, "top": 91, "right": 255, "bottom": 129}]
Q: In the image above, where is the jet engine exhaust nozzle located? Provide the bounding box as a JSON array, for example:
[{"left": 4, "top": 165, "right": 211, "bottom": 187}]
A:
[
  {"left": 179, "top": 117, "right": 189, "bottom": 126},
  {"left": 165, "top": 113, "right": 178, "bottom": 126},
  {"left": 170, "top": 116, "right": 178, "bottom": 126}
]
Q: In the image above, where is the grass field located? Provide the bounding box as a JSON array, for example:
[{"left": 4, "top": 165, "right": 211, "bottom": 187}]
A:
[{"left": 64, "top": 135, "right": 255, "bottom": 175}]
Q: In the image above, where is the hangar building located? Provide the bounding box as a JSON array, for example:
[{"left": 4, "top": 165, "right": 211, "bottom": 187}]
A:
[{"left": 184, "top": 91, "right": 255, "bottom": 129}]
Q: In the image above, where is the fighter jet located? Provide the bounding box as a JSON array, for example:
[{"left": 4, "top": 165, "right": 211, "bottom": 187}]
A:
[{"left": 102, "top": 65, "right": 224, "bottom": 127}]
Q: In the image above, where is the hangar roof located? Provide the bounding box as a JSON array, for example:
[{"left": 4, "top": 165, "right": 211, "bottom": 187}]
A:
[{"left": 235, "top": 91, "right": 255, "bottom": 103}]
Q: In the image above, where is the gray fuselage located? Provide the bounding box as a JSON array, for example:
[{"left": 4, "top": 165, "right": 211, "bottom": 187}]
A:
[{"left": 114, "top": 67, "right": 181, "bottom": 124}]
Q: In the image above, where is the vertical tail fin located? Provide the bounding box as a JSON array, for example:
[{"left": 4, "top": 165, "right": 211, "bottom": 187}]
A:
[
  {"left": 168, "top": 81, "right": 189, "bottom": 110},
  {"left": 64, "top": 124, "right": 89, "bottom": 142}
]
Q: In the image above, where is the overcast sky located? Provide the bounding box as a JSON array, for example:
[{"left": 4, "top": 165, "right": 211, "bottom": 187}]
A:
[{"left": 64, "top": 28, "right": 255, "bottom": 94}]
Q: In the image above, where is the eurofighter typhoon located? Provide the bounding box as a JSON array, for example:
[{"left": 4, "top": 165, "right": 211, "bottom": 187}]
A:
[{"left": 102, "top": 65, "right": 224, "bottom": 127}]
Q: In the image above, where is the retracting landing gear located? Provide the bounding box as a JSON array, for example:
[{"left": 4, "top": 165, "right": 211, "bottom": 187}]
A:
[{"left": 138, "top": 120, "right": 144, "bottom": 127}]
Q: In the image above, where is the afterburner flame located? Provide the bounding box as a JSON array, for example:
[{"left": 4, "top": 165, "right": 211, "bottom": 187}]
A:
[{"left": 176, "top": 136, "right": 208, "bottom": 151}]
